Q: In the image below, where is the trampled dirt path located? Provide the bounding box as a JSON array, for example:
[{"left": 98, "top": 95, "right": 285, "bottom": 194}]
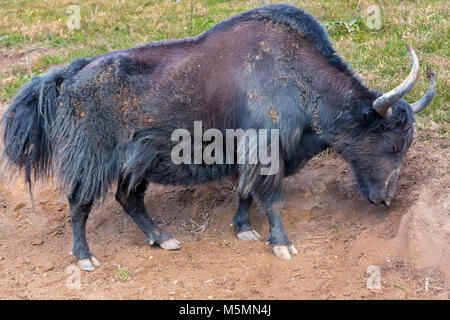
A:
[{"left": 0, "top": 137, "right": 448, "bottom": 299}]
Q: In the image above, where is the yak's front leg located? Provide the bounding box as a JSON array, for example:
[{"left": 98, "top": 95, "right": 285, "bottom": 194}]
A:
[
  {"left": 115, "top": 178, "right": 180, "bottom": 250},
  {"left": 231, "top": 195, "right": 260, "bottom": 240},
  {"left": 254, "top": 195, "right": 298, "bottom": 260}
]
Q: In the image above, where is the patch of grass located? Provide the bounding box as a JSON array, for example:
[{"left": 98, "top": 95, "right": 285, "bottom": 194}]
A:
[
  {"left": 0, "top": 0, "right": 448, "bottom": 134},
  {"left": 323, "top": 18, "right": 364, "bottom": 36},
  {"left": 113, "top": 266, "right": 131, "bottom": 283},
  {"left": 393, "top": 283, "right": 408, "bottom": 291},
  {"left": 2, "top": 73, "right": 31, "bottom": 98}
]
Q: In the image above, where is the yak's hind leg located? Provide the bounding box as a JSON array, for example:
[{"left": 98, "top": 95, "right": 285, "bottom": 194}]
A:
[
  {"left": 231, "top": 195, "right": 260, "bottom": 240},
  {"left": 115, "top": 177, "right": 180, "bottom": 250},
  {"left": 68, "top": 183, "right": 101, "bottom": 271}
]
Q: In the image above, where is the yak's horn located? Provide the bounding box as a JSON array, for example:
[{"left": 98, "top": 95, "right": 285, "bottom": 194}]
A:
[
  {"left": 410, "top": 64, "right": 436, "bottom": 114},
  {"left": 373, "top": 45, "right": 420, "bottom": 118}
]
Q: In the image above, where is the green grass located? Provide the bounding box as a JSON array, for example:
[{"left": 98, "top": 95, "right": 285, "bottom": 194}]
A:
[
  {"left": 113, "top": 266, "right": 131, "bottom": 283},
  {"left": 393, "top": 283, "right": 408, "bottom": 291},
  {"left": 0, "top": 0, "right": 448, "bottom": 134}
]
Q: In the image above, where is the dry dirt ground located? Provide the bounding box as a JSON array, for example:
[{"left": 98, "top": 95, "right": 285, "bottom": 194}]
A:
[
  {"left": 0, "top": 138, "right": 448, "bottom": 300},
  {"left": 0, "top": 50, "right": 448, "bottom": 300}
]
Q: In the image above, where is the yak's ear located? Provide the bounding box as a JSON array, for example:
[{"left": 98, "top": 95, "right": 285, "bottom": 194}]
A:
[
  {"left": 393, "top": 105, "right": 412, "bottom": 126},
  {"left": 361, "top": 107, "right": 381, "bottom": 128}
]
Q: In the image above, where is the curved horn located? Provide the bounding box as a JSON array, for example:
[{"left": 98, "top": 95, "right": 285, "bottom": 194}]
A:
[
  {"left": 373, "top": 45, "right": 420, "bottom": 118},
  {"left": 410, "top": 64, "right": 436, "bottom": 114}
]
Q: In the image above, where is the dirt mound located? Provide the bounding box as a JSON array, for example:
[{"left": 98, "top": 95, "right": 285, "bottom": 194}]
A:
[{"left": 0, "top": 138, "right": 448, "bottom": 299}]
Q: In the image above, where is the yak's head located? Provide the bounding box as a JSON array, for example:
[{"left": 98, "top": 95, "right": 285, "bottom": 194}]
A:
[{"left": 335, "top": 46, "right": 436, "bottom": 206}]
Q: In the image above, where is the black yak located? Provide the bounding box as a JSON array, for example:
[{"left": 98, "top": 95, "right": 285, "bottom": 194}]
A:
[{"left": 1, "top": 4, "right": 435, "bottom": 270}]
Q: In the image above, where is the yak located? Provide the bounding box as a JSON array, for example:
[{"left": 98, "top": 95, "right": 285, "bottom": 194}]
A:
[{"left": 1, "top": 4, "right": 435, "bottom": 270}]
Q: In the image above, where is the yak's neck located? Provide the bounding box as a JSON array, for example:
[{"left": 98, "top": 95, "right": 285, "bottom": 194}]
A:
[
  {"left": 293, "top": 40, "right": 373, "bottom": 143},
  {"left": 303, "top": 74, "right": 373, "bottom": 147}
]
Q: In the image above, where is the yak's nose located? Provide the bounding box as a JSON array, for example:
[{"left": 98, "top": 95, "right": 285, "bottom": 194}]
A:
[{"left": 369, "top": 194, "right": 392, "bottom": 207}]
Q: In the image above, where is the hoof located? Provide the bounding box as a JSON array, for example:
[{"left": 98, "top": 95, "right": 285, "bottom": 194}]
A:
[
  {"left": 160, "top": 238, "right": 181, "bottom": 250},
  {"left": 237, "top": 230, "right": 261, "bottom": 241},
  {"left": 90, "top": 256, "right": 101, "bottom": 267},
  {"left": 78, "top": 256, "right": 101, "bottom": 271},
  {"left": 273, "top": 245, "right": 292, "bottom": 260},
  {"left": 288, "top": 245, "right": 298, "bottom": 255}
]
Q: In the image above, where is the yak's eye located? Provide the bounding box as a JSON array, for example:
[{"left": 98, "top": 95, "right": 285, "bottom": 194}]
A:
[
  {"left": 386, "top": 137, "right": 405, "bottom": 154},
  {"left": 391, "top": 144, "right": 400, "bottom": 154}
]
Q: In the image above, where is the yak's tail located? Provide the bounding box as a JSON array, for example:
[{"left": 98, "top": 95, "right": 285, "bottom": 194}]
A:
[{"left": 0, "top": 67, "right": 67, "bottom": 190}]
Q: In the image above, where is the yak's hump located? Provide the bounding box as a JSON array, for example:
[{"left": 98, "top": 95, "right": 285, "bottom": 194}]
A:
[{"left": 204, "top": 4, "right": 348, "bottom": 72}]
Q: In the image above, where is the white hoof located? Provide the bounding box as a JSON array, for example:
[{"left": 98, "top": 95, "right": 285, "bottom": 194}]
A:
[
  {"left": 90, "top": 256, "right": 101, "bottom": 267},
  {"left": 160, "top": 238, "right": 181, "bottom": 250},
  {"left": 273, "top": 245, "right": 292, "bottom": 260},
  {"left": 237, "top": 230, "right": 261, "bottom": 241},
  {"left": 78, "top": 259, "right": 95, "bottom": 271},
  {"left": 77, "top": 256, "right": 101, "bottom": 271},
  {"left": 288, "top": 245, "right": 298, "bottom": 255}
]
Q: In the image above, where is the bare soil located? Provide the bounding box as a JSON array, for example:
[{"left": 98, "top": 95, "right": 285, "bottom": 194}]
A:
[
  {"left": 0, "top": 138, "right": 448, "bottom": 299},
  {"left": 0, "top": 48, "right": 55, "bottom": 78}
]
